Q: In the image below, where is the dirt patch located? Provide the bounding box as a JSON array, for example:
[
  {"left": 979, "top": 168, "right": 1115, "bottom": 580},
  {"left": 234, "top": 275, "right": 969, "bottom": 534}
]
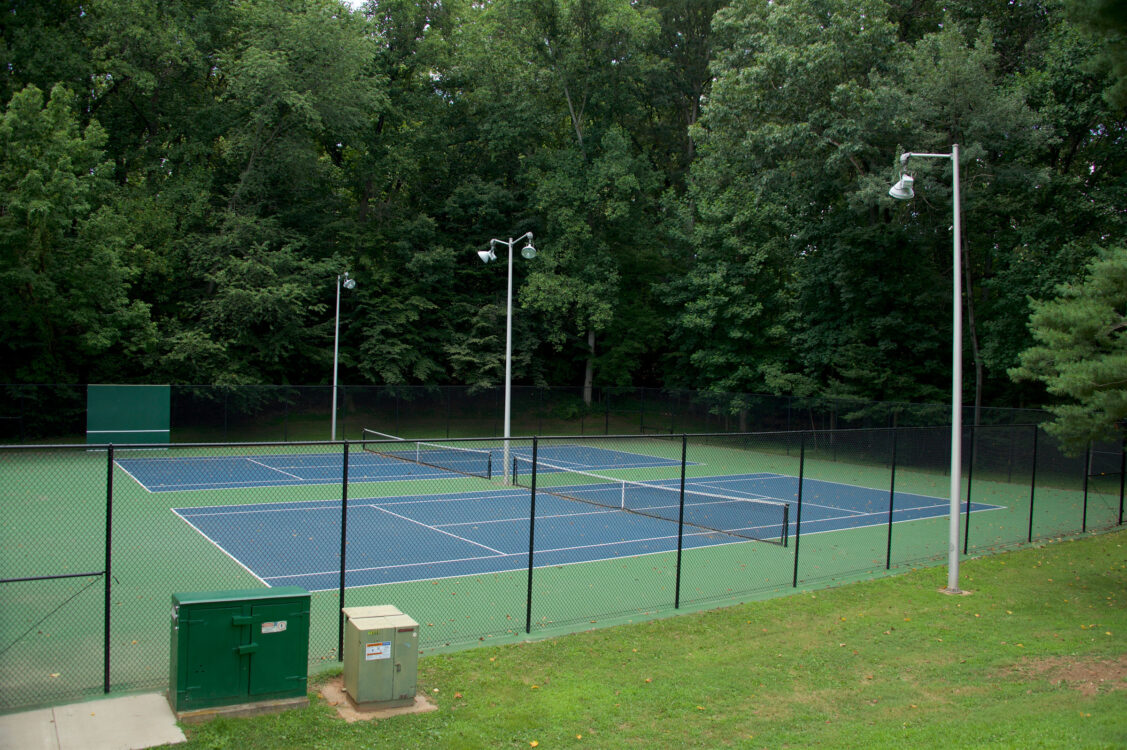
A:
[
  {"left": 1001, "top": 654, "right": 1127, "bottom": 696},
  {"left": 319, "top": 675, "right": 438, "bottom": 722}
]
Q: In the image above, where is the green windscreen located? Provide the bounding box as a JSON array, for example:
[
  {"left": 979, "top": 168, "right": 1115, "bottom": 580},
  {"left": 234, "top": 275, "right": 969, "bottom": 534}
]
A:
[{"left": 86, "top": 384, "right": 170, "bottom": 445}]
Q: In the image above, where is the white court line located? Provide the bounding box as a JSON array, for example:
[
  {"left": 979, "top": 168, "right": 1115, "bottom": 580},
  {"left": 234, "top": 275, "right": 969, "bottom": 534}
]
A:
[
  {"left": 797, "top": 500, "right": 1004, "bottom": 528},
  {"left": 247, "top": 458, "right": 304, "bottom": 480},
  {"left": 689, "top": 477, "right": 880, "bottom": 517},
  {"left": 437, "top": 506, "right": 624, "bottom": 527},
  {"left": 266, "top": 503, "right": 1007, "bottom": 592},
  {"left": 176, "top": 503, "right": 343, "bottom": 518},
  {"left": 375, "top": 491, "right": 527, "bottom": 508},
  {"left": 171, "top": 508, "right": 270, "bottom": 587},
  {"left": 366, "top": 505, "right": 507, "bottom": 555},
  {"left": 266, "top": 525, "right": 734, "bottom": 582},
  {"left": 540, "top": 442, "right": 691, "bottom": 464},
  {"left": 112, "top": 461, "right": 153, "bottom": 494}
]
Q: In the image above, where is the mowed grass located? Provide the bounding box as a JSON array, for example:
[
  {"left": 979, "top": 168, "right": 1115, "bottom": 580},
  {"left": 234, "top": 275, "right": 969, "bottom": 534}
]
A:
[{"left": 162, "top": 530, "right": 1126, "bottom": 749}]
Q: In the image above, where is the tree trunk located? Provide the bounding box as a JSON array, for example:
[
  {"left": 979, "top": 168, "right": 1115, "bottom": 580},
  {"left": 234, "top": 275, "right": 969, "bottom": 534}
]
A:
[
  {"left": 583, "top": 329, "right": 595, "bottom": 406},
  {"left": 962, "top": 240, "right": 984, "bottom": 428}
]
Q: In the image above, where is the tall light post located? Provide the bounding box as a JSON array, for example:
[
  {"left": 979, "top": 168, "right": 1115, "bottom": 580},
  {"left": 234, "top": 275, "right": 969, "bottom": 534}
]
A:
[
  {"left": 477, "top": 232, "right": 537, "bottom": 482},
  {"left": 332, "top": 271, "right": 357, "bottom": 441},
  {"left": 889, "top": 144, "right": 963, "bottom": 593}
]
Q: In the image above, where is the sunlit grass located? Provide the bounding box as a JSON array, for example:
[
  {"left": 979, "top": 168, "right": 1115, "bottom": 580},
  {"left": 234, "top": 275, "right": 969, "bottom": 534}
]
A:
[{"left": 165, "top": 529, "right": 1125, "bottom": 749}]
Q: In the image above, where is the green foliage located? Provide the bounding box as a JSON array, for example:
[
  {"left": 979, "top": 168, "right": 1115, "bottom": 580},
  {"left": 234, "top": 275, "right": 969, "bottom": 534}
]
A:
[
  {"left": 0, "top": 84, "right": 154, "bottom": 382},
  {"left": 0, "top": 0, "right": 1124, "bottom": 418},
  {"left": 1011, "top": 246, "right": 1127, "bottom": 451}
]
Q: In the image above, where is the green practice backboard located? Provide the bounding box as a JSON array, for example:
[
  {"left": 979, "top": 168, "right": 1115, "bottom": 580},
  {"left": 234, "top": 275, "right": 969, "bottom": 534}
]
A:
[{"left": 86, "top": 384, "right": 171, "bottom": 445}]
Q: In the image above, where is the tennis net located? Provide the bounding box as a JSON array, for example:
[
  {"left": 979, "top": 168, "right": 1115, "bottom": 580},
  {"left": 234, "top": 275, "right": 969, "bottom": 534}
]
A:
[
  {"left": 361, "top": 429, "right": 493, "bottom": 480},
  {"left": 513, "top": 456, "right": 789, "bottom": 545}
]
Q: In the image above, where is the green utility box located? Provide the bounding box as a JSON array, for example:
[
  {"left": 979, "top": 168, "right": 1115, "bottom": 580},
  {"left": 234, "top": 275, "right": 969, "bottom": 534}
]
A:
[
  {"left": 169, "top": 587, "right": 310, "bottom": 713},
  {"left": 342, "top": 605, "right": 419, "bottom": 708}
]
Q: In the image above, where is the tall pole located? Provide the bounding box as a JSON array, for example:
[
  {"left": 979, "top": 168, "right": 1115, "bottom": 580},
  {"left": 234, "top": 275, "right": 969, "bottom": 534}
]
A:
[
  {"left": 479, "top": 232, "right": 535, "bottom": 484},
  {"left": 332, "top": 274, "right": 342, "bottom": 442},
  {"left": 331, "top": 272, "right": 355, "bottom": 441},
  {"left": 948, "top": 143, "right": 963, "bottom": 593},
  {"left": 889, "top": 146, "right": 963, "bottom": 593},
  {"left": 504, "top": 237, "right": 515, "bottom": 483}
]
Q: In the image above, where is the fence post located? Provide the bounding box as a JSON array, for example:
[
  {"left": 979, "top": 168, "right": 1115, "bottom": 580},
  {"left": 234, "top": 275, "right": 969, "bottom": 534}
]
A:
[
  {"left": 104, "top": 445, "right": 114, "bottom": 694},
  {"left": 1028, "top": 425, "right": 1039, "bottom": 543},
  {"left": 338, "top": 442, "right": 349, "bottom": 661},
  {"left": 525, "top": 438, "right": 538, "bottom": 634},
  {"left": 885, "top": 429, "right": 898, "bottom": 570},
  {"left": 1119, "top": 432, "right": 1125, "bottom": 526},
  {"left": 674, "top": 435, "right": 687, "bottom": 609},
  {"left": 792, "top": 433, "right": 806, "bottom": 588},
  {"left": 963, "top": 424, "right": 976, "bottom": 555},
  {"left": 1082, "top": 444, "right": 1090, "bottom": 533}
]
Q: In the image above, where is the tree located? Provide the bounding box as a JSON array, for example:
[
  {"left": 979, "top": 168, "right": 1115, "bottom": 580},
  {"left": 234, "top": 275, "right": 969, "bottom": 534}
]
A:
[
  {"left": 1010, "top": 245, "right": 1127, "bottom": 451},
  {"left": 0, "top": 84, "right": 154, "bottom": 382},
  {"left": 468, "top": 0, "right": 666, "bottom": 401}
]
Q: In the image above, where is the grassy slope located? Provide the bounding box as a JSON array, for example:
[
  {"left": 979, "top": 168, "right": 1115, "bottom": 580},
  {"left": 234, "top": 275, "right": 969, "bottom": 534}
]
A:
[{"left": 168, "top": 529, "right": 1126, "bottom": 749}]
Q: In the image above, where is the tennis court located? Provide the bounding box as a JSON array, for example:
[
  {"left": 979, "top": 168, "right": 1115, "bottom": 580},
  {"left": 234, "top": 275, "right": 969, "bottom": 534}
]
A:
[
  {"left": 170, "top": 470, "right": 1001, "bottom": 591},
  {"left": 114, "top": 440, "right": 685, "bottom": 492},
  {"left": 4, "top": 425, "right": 1110, "bottom": 713}
]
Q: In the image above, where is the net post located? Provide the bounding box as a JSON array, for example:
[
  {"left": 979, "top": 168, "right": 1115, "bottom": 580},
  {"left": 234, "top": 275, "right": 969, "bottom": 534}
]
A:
[
  {"left": 674, "top": 435, "right": 687, "bottom": 609},
  {"left": 1028, "top": 425, "right": 1039, "bottom": 542},
  {"left": 885, "top": 427, "right": 898, "bottom": 570},
  {"left": 525, "top": 438, "right": 538, "bottom": 635},
  {"left": 782, "top": 503, "right": 789, "bottom": 547},
  {"left": 338, "top": 442, "right": 350, "bottom": 661},
  {"left": 791, "top": 433, "right": 805, "bottom": 588},
  {"left": 487, "top": 452, "right": 493, "bottom": 481},
  {"left": 104, "top": 444, "right": 113, "bottom": 694}
]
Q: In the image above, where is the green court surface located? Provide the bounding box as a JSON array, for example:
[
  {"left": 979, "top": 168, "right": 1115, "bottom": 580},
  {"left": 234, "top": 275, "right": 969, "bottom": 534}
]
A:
[{"left": 0, "top": 430, "right": 1119, "bottom": 712}]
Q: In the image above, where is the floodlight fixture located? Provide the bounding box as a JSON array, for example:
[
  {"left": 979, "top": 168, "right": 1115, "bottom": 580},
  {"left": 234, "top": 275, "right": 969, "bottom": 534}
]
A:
[{"left": 888, "top": 173, "right": 915, "bottom": 200}]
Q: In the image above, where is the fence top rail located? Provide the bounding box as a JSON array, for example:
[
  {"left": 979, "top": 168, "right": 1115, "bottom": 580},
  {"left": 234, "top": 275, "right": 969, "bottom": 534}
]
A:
[{"left": 0, "top": 423, "right": 1051, "bottom": 452}]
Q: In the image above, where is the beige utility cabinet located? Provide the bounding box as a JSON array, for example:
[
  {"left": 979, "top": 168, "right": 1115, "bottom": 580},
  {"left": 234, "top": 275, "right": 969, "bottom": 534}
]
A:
[{"left": 341, "top": 605, "right": 419, "bottom": 708}]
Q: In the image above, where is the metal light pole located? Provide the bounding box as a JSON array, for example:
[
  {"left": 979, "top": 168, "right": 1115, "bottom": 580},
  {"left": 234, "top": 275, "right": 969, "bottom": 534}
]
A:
[
  {"left": 889, "top": 144, "right": 963, "bottom": 593},
  {"left": 331, "top": 271, "right": 356, "bottom": 442},
  {"left": 477, "top": 232, "right": 537, "bottom": 483}
]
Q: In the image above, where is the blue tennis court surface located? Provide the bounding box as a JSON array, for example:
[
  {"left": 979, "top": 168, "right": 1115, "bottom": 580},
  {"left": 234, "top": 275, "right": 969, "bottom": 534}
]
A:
[
  {"left": 117, "top": 443, "right": 682, "bottom": 492},
  {"left": 172, "top": 473, "right": 1002, "bottom": 591}
]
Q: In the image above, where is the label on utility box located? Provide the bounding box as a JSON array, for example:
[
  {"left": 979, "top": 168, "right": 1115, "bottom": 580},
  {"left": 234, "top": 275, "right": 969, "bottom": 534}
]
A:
[
  {"left": 365, "top": 642, "right": 392, "bottom": 660},
  {"left": 261, "top": 621, "right": 287, "bottom": 634}
]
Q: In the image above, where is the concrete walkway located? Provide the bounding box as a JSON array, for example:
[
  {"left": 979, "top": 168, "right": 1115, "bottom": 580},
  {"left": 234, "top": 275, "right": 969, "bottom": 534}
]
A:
[{"left": 0, "top": 693, "right": 185, "bottom": 750}]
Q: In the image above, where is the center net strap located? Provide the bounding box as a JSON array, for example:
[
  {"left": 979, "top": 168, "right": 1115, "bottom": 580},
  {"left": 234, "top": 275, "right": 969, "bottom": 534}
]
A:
[
  {"left": 513, "top": 456, "right": 788, "bottom": 545},
  {"left": 361, "top": 429, "right": 493, "bottom": 480}
]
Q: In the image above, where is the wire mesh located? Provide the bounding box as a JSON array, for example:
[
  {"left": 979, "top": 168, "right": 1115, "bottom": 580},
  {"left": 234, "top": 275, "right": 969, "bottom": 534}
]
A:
[{"left": 0, "top": 422, "right": 1120, "bottom": 712}]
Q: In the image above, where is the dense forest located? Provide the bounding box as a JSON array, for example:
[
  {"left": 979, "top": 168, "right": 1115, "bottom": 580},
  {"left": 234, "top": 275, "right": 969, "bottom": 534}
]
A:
[{"left": 2, "top": 0, "right": 1125, "bottom": 416}]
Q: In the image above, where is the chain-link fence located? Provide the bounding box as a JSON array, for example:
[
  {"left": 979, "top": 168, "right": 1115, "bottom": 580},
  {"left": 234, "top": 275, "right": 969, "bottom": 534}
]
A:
[
  {"left": 1, "top": 383, "right": 1048, "bottom": 444},
  {"left": 1, "top": 424, "right": 1120, "bottom": 713}
]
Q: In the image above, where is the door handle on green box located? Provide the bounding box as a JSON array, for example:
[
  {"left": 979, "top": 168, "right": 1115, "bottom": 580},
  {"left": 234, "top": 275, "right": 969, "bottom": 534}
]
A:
[{"left": 236, "top": 642, "right": 259, "bottom": 655}]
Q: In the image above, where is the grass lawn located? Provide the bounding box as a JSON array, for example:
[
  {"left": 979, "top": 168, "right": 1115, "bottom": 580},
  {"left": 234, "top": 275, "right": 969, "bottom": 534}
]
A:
[{"left": 161, "top": 529, "right": 1126, "bottom": 749}]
